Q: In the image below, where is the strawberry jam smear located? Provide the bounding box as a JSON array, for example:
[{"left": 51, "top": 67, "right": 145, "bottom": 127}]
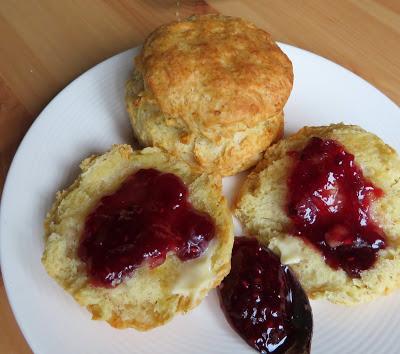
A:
[
  {"left": 219, "top": 237, "right": 313, "bottom": 354},
  {"left": 287, "top": 137, "right": 386, "bottom": 278},
  {"left": 78, "top": 169, "right": 215, "bottom": 287}
]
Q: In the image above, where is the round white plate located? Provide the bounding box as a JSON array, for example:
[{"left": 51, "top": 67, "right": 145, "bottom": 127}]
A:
[{"left": 1, "top": 44, "right": 399, "bottom": 354}]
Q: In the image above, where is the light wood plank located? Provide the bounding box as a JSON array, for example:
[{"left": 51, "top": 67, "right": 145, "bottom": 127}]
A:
[
  {"left": 0, "top": 0, "right": 215, "bottom": 115},
  {"left": 0, "top": 277, "right": 31, "bottom": 354},
  {"left": 0, "top": 76, "right": 32, "bottom": 196}
]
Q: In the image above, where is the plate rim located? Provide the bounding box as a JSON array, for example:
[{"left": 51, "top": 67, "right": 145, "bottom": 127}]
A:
[{"left": 1, "top": 42, "right": 399, "bottom": 353}]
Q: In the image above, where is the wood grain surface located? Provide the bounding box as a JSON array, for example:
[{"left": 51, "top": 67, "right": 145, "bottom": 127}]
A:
[{"left": 0, "top": 1, "right": 398, "bottom": 353}]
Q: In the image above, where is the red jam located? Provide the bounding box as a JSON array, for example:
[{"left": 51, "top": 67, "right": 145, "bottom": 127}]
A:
[
  {"left": 219, "top": 237, "right": 312, "bottom": 354},
  {"left": 287, "top": 137, "right": 386, "bottom": 278},
  {"left": 78, "top": 169, "right": 215, "bottom": 287}
]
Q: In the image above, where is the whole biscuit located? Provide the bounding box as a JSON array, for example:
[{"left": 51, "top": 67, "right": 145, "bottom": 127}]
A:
[
  {"left": 236, "top": 124, "right": 400, "bottom": 305},
  {"left": 126, "top": 14, "right": 292, "bottom": 175},
  {"left": 42, "top": 145, "right": 233, "bottom": 330}
]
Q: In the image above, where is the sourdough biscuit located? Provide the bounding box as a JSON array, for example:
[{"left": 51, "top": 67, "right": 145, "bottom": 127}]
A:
[
  {"left": 42, "top": 145, "right": 233, "bottom": 330},
  {"left": 126, "top": 14, "right": 292, "bottom": 175},
  {"left": 236, "top": 124, "right": 400, "bottom": 305}
]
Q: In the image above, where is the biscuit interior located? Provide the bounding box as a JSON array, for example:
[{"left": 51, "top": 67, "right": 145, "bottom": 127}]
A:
[
  {"left": 126, "top": 14, "right": 293, "bottom": 176},
  {"left": 42, "top": 145, "right": 233, "bottom": 330},
  {"left": 236, "top": 124, "right": 400, "bottom": 305}
]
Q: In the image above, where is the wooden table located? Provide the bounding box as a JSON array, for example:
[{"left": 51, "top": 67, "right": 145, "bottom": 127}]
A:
[{"left": 0, "top": 1, "right": 398, "bottom": 352}]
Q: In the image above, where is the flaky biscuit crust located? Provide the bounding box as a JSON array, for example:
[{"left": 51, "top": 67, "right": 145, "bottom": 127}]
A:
[
  {"left": 42, "top": 145, "right": 233, "bottom": 330},
  {"left": 137, "top": 14, "right": 293, "bottom": 128},
  {"left": 236, "top": 124, "right": 400, "bottom": 305}
]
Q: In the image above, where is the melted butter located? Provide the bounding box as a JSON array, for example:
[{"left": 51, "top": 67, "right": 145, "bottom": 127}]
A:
[
  {"left": 172, "top": 240, "right": 216, "bottom": 296},
  {"left": 270, "top": 237, "right": 302, "bottom": 265}
]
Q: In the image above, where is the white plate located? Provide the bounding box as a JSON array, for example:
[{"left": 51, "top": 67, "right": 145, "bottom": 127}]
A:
[{"left": 1, "top": 44, "right": 399, "bottom": 354}]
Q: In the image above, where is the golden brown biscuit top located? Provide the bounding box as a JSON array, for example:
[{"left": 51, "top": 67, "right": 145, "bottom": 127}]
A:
[{"left": 137, "top": 14, "right": 293, "bottom": 128}]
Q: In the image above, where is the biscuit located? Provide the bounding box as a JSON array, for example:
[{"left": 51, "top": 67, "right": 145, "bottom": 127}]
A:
[
  {"left": 126, "top": 14, "right": 292, "bottom": 175},
  {"left": 42, "top": 145, "right": 233, "bottom": 330},
  {"left": 236, "top": 124, "right": 400, "bottom": 305}
]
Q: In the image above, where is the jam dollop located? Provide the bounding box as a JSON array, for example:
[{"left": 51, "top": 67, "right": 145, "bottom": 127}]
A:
[
  {"left": 78, "top": 168, "right": 215, "bottom": 287},
  {"left": 219, "top": 237, "right": 312, "bottom": 354},
  {"left": 287, "top": 137, "right": 386, "bottom": 278}
]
